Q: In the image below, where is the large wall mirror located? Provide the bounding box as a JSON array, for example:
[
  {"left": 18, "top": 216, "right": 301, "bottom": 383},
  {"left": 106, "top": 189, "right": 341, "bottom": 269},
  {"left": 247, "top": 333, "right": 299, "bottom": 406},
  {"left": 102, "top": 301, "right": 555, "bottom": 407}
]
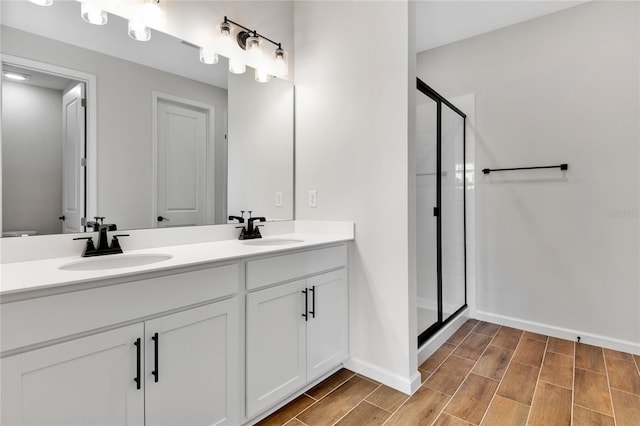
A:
[{"left": 1, "top": 1, "right": 294, "bottom": 237}]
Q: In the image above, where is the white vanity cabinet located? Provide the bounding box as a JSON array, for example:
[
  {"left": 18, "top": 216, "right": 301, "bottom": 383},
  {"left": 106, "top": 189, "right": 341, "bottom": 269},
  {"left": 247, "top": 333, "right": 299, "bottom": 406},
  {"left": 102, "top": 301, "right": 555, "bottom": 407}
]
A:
[
  {"left": 1, "top": 264, "right": 240, "bottom": 426},
  {"left": 1, "top": 323, "right": 145, "bottom": 425},
  {"left": 245, "top": 245, "right": 349, "bottom": 418}
]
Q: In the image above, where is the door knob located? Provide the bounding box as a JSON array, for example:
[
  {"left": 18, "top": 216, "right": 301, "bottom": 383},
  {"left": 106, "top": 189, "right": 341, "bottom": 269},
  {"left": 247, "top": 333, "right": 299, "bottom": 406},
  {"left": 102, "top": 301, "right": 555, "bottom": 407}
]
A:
[
  {"left": 157, "top": 216, "right": 169, "bottom": 222},
  {"left": 58, "top": 215, "right": 66, "bottom": 221}
]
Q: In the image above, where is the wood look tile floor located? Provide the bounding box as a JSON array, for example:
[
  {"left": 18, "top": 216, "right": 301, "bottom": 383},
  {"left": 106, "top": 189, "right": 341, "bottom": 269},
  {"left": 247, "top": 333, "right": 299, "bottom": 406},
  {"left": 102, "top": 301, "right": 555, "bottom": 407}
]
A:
[{"left": 256, "top": 320, "right": 640, "bottom": 426}]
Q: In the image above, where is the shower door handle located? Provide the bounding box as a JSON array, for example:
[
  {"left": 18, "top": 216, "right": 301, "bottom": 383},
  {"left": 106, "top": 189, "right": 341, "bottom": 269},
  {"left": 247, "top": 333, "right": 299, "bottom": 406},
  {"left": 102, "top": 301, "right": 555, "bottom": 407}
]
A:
[{"left": 433, "top": 207, "right": 439, "bottom": 217}]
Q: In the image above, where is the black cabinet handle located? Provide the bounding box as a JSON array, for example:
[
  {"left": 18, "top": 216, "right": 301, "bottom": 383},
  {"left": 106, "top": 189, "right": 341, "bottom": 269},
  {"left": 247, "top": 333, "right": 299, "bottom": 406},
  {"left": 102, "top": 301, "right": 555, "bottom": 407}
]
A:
[
  {"left": 133, "top": 338, "right": 141, "bottom": 390},
  {"left": 58, "top": 215, "right": 65, "bottom": 221},
  {"left": 301, "top": 289, "right": 308, "bottom": 321},
  {"left": 309, "top": 286, "right": 316, "bottom": 319},
  {"left": 151, "top": 333, "right": 159, "bottom": 383},
  {"left": 157, "top": 216, "right": 169, "bottom": 222}
]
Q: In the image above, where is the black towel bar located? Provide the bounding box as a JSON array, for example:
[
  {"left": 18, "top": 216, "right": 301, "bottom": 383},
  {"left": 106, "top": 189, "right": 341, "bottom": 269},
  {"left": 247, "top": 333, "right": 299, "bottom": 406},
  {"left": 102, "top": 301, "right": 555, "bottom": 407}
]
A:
[{"left": 482, "top": 164, "right": 568, "bottom": 175}]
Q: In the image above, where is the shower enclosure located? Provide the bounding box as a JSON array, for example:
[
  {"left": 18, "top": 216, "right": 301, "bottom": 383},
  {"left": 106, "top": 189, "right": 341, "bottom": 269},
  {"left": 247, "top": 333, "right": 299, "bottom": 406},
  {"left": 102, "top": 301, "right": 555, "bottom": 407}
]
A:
[{"left": 416, "top": 78, "right": 467, "bottom": 346}]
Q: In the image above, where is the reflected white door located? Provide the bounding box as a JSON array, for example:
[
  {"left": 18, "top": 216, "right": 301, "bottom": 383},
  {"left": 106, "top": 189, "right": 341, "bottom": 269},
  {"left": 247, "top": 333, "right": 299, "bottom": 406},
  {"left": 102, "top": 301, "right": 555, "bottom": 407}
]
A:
[
  {"left": 61, "top": 83, "right": 85, "bottom": 233},
  {"left": 156, "top": 98, "right": 211, "bottom": 228}
]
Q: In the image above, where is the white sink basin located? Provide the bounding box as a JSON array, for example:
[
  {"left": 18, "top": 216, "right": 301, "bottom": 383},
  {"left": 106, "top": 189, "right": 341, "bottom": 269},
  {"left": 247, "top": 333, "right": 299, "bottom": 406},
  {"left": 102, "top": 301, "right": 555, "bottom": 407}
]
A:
[
  {"left": 59, "top": 254, "right": 173, "bottom": 271},
  {"left": 242, "top": 238, "right": 304, "bottom": 246}
]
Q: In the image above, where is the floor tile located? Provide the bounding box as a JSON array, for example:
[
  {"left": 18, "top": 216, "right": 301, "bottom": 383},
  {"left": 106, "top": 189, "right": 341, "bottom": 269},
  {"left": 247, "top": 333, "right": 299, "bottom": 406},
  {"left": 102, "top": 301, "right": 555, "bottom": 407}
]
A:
[
  {"left": 512, "top": 338, "right": 546, "bottom": 368},
  {"left": 546, "top": 337, "right": 574, "bottom": 357},
  {"left": 603, "top": 348, "right": 634, "bottom": 362},
  {"left": 523, "top": 331, "right": 548, "bottom": 343},
  {"left": 420, "top": 343, "right": 457, "bottom": 373},
  {"left": 572, "top": 406, "right": 615, "bottom": 426},
  {"left": 424, "top": 355, "right": 475, "bottom": 396},
  {"left": 365, "top": 384, "right": 408, "bottom": 412},
  {"left": 433, "top": 413, "right": 473, "bottom": 425},
  {"left": 255, "top": 395, "right": 316, "bottom": 426},
  {"left": 384, "top": 387, "right": 450, "bottom": 426},
  {"left": 496, "top": 361, "right": 539, "bottom": 405},
  {"left": 490, "top": 327, "right": 523, "bottom": 351},
  {"left": 305, "top": 368, "right": 355, "bottom": 400},
  {"left": 452, "top": 332, "right": 493, "bottom": 361},
  {"left": 297, "top": 376, "right": 378, "bottom": 426},
  {"left": 472, "top": 345, "right": 514, "bottom": 381},
  {"left": 574, "top": 368, "right": 613, "bottom": 416},
  {"left": 539, "top": 351, "right": 573, "bottom": 389},
  {"left": 465, "top": 319, "right": 480, "bottom": 326},
  {"left": 610, "top": 388, "right": 640, "bottom": 426},
  {"left": 333, "top": 401, "right": 389, "bottom": 426},
  {"left": 480, "top": 395, "right": 529, "bottom": 426},
  {"left": 443, "top": 373, "right": 499, "bottom": 425},
  {"left": 605, "top": 356, "right": 640, "bottom": 395},
  {"left": 473, "top": 321, "right": 501, "bottom": 337},
  {"left": 447, "top": 322, "right": 476, "bottom": 345},
  {"left": 356, "top": 374, "right": 381, "bottom": 386},
  {"left": 284, "top": 419, "right": 306, "bottom": 425},
  {"left": 575, "top": 343, "right": 605, "bottom": 374},
  {"left": 528, "top": 382, "right": 571, "bottom": 426},
  {"left": 634, "top": 355, "right": 640, "bottom": 373}
]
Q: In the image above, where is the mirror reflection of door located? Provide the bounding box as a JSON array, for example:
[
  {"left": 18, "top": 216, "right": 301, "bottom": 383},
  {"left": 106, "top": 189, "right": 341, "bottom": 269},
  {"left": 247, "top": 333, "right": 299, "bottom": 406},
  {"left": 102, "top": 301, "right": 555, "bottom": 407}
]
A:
[
  {"left": 62, "top": 82, "right": 86, "bottom": 233},
  {"left": 1, "top": 64, "right": 86, "bottom": 236},
  {"left": 154, "top": 94, "right": 213, "bottom": 228}
]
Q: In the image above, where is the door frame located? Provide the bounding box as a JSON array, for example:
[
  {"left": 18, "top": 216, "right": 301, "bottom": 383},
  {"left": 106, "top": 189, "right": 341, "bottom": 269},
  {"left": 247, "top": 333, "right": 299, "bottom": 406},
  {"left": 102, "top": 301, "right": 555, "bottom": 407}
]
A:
[
  {"left": 416, "top": 78, "right": 468, "bottom": 347},
  {"left": 1, "top": 54, "right": 97, "bottom": 229},
  {"left": 151, "top": 91, "right": 215, "bottom": 227}
]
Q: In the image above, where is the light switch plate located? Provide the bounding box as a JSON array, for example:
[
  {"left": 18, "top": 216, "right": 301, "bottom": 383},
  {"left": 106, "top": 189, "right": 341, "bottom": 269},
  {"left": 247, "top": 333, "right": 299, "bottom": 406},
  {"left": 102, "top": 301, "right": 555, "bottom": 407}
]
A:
[
  {"left": 275, "top": 191, "right": 283, "bottom": 207},
  {"left": 309, "top": 190, "right": 317, "bottom": 208}
]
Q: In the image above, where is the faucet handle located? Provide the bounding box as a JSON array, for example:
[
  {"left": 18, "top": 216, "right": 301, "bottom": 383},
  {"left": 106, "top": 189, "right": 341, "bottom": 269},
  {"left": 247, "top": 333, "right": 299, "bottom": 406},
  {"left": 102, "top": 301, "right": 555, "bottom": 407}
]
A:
[
  {"left": 94, "top": 216, "right": 105, "bottom": 224},
  {"left": 73, "top": 236, "right": 96, "bottom": 256},
  {"left": 110, "top": 234, "right": 129, "bottom": 251}
]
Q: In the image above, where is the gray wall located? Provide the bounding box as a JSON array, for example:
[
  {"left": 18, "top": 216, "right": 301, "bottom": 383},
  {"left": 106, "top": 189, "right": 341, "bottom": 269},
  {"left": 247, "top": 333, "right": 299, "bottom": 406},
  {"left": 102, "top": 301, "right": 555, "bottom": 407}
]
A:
[
  {"left": 2, "top": 81, "right": 62, "bottom": 235},
  {"left": 418, "top": 1, "right": 639, "bottom": 345},
  {"left": 228, "top": 71, "right": 294, "bottom": 221},
  {"left": 1, "top": 26, "right": 229, "bottom": 230}
]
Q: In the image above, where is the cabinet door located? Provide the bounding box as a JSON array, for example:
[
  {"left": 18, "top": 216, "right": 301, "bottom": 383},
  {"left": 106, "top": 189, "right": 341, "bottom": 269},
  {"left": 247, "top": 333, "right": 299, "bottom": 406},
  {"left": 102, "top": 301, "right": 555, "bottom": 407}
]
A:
[
  {"left": 246, "top": 280, "right": 307, "bottom": 418},
  {"left": 306, "top": 269, "right": 349, "bottom": 381},
  {"left": 144, "top": 299, "right": 239, "bottom": 426},
  {"left": 1, "top": 323, "right": 144, "bottom": 426}
]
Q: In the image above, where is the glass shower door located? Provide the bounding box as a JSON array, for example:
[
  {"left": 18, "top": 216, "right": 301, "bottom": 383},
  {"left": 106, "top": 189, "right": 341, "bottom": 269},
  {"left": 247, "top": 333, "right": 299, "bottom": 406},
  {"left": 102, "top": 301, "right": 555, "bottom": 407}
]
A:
[
  {"left": 416, "top": 90, "right": 439, "bottom": 337},
  {"left": 440, "top": 104, "right": 466, "bottom": 322}
]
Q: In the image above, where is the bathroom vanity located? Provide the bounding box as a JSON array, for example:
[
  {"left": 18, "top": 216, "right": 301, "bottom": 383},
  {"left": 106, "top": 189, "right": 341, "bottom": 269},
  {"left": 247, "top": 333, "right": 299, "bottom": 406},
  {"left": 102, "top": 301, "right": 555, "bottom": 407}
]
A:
[{"left": 0, "top": 222, "right": 353, "bottom": 425}]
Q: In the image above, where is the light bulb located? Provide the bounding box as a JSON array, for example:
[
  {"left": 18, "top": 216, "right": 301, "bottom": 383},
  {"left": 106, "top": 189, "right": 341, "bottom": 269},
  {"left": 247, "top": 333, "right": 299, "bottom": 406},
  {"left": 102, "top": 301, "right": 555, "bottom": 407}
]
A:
[
  {"left": 128, "top": 19, "right": 151, "bottom": 41},
  {"left": 143, "top": 0, "right": 165, "bottom": 29},
  {"left": 245, "top": 34, "right": 263, "bottom": 65},
  {"left": 273, "top": 48, "right": 288, "bottom": 77},
  {"left": 200, "top": 47, "right": 219, "bottom": 65},
  {"left": 229, "top": 59, "right": 246, "bottom": 74},
  {"left": 214, "top": 21, "right": 234, "bottom": 57},
  {"left": 255, "top": 68, "right": 271, "bottom": 83},
  {"left": 28, "top": 0, "right": 53, "bottom": 6},
  {"left": 81, "top": 2, "right": 107, "bottom": 25}
]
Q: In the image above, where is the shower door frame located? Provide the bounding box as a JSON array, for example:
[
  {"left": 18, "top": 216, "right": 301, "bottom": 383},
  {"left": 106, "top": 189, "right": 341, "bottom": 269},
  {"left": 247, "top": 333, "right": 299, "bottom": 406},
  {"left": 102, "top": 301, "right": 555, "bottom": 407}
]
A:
[{"left": 417, "top": 78, "right": 468, "bottom": 347}]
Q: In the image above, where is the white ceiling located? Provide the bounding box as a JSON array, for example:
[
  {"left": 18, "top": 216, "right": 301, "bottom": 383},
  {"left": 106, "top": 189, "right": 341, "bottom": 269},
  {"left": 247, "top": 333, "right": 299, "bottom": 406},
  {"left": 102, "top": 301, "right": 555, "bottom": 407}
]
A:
[{"left": 415, "top": 0, "right": 589, "bottom": 53}]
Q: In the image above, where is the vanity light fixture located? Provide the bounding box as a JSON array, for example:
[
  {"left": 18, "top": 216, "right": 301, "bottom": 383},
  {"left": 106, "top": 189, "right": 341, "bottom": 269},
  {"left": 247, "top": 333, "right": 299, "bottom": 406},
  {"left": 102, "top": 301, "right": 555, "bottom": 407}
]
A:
[
  {"left": 81, "top": 1, "right": 108, "bottom": 25},
  {"left": 199, "top": 47, "right": 219, "bottom": 65},
  {"left": 217, "top": 16, "right": 289, "bottom": 81},
  {"left": 127, "top": 0, "right": 165, "bottom": 42},
  {"left": 27, "top": 0, "right": 53, "bottom": 6}
]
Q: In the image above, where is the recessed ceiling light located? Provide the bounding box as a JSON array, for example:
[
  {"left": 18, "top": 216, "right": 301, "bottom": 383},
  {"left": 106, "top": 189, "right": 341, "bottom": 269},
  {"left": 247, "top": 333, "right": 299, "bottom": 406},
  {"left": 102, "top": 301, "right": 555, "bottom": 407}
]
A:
[{"left": 2, "top": 71, "right": 31, "bottom": 82}]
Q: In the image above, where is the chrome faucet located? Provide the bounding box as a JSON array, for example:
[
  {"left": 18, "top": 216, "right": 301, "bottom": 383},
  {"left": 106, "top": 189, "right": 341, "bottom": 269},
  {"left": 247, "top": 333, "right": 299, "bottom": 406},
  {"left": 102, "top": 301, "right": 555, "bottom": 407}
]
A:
[{"left": 74, "top": 217, "right": 129, "bottom": 257}]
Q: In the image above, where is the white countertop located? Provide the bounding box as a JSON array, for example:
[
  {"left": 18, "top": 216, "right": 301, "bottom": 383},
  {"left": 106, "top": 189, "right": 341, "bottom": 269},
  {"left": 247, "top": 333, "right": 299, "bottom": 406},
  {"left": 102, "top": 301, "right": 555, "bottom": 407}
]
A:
[{"left": 0, "top": 233, "right": 352, "bottom": 298}]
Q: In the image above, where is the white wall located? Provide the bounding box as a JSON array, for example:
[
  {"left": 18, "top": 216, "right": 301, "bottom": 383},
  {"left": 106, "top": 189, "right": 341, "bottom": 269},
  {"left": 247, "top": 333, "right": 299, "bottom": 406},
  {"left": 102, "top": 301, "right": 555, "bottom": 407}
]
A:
[
  {"left": 2, "top": 82, "right": 62, "bottom": 235},
  {"left": 227, "top": 71, "right": 294, "bottom": 221},
  {"left": 418, "top": 1, "right": 640, "bottom": 352},
  {"left": 1, "top": 26, "right": 228, "bottom": 230},
  {"left": 294, "top": 1, "right": 419, "bottom": 392}
]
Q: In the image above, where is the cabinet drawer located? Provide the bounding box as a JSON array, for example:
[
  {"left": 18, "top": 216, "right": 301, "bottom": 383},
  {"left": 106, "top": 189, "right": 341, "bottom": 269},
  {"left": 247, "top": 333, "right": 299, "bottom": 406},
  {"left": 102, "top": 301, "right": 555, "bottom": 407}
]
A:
[
  {"left": 246, "top": 245, "right": 348, "bottom": 290},
  {"left": 1, "top": 264, "right": 239, "bottom": 353}
]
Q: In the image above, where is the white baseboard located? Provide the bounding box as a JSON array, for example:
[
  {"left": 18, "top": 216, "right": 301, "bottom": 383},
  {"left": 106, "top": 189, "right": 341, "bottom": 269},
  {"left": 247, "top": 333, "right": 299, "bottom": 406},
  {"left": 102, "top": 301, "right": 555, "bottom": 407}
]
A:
[
  {"left": 475, "top": 310, "right": 640, "bottom": 356},
  {"left": 418, "top": 308, "right": 469, "bottom": 365},
  {"left": 343, "top": 357, "right": 422, "bottom": 395}
]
